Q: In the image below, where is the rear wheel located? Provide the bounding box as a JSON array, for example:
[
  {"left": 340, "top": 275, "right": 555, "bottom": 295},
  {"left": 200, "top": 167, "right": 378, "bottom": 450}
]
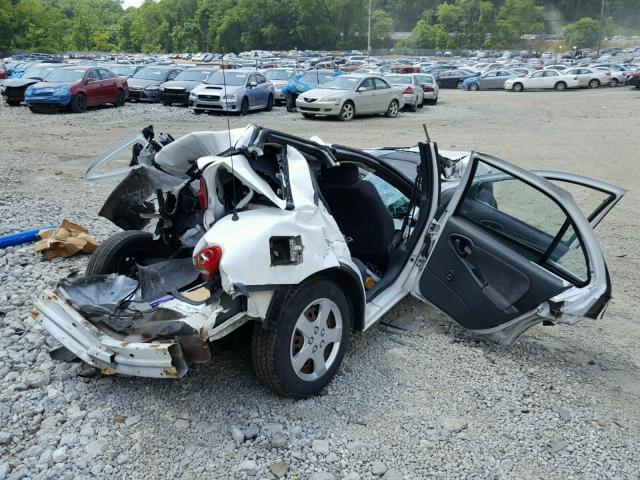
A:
[
  {"left": 512, "top": 82, "right": 524, "bottom": 92},
  {"left": 588, "top": 79, "right": 600, "bottom": 89},
  {"left": 85, "top": 231, "right": 172, "bottom": 277},
  {"left": 251, "top": 279, "right": 351, "bottom": 398},
  {"left": 70, "top": 93, "right": 87, "bottom": 113},
  {"left": 384, "top": 99, "right": 399, "bottom": 118},
  {"left": 456, "top": 80, "right": 464, "bottom": 89},
  {"left": 469, "top": 83, "right": 479, "bottom": 91},
  {"left": 115, "top": 89, "right": 126, "bottom": 107},
  {"left": 609, "top": 78, "right": 619, "bottom": 87},
  {"left": 265, "top": 94, "right": 274, "bottom": 111},
  {"left": 7, "top": 99, "right": 21, "bottom": 106},
  {"left": 338, "top": 101, "right": 355, "bottom": 121},
  {"left": 554, "top": 81, "right": 567, "bottom": 91}
]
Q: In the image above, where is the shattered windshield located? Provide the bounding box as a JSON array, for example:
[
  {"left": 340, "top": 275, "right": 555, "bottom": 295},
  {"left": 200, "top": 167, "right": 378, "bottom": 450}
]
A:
[
  {"left": 133, "top": 68, "right": 169, "bottom": 81},
  {"left": 320, "top": 76, "right": 359, "bottom": 90},
  {"left": 44, "top": 69, "right": 85, "bottom": 82},
  {"left": 206, "top": 71, "right": 248, "bottom": 86}
]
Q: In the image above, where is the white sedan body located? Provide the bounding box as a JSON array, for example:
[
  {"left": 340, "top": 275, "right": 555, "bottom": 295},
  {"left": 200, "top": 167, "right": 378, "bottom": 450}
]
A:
[
  {"left": 382, "top": 74, "right": 424, "bottom": 110},
  {"left": 504, "top": 70, "right": 580, "bottom": 91},
  {"left": 563, "top": 67, "right": 611, "bottom": 88}
]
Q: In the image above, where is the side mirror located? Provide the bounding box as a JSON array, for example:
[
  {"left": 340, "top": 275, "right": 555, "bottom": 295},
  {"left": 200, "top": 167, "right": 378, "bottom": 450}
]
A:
[
  {"left": 356, "top": 86, "right": 366, "bottom": 92},
  {"left": 248, "top": 81, "right": 257, "bottom": 88}
]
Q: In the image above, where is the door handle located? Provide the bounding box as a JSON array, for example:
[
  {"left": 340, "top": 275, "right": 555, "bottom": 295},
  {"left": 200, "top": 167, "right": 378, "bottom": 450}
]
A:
[
  {"left": 450, "top": 234, "right": 487, "bottom": 287},
  {"left": 452, "top": 236, "right": 472, "bottom": 258}
]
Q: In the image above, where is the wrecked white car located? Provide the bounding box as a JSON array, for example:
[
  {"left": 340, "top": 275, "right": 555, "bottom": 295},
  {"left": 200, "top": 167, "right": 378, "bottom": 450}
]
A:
[{"left": 34, "top": 125, "right": 626, "bottom": 398}]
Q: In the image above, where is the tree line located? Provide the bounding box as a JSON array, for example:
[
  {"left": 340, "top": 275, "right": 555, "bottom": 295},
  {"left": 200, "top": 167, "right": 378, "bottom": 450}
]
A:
[{"left": 0, "top": 0, "right": 637, "bottom": 55}]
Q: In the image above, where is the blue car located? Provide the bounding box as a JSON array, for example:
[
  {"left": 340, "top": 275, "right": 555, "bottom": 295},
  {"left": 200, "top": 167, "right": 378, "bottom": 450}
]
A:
[
  {"left": 282, "top": 69, "right": 341, "bottom": 111},
  {"left": 189, "top": 69, "right": 275, "bottom": 115}
]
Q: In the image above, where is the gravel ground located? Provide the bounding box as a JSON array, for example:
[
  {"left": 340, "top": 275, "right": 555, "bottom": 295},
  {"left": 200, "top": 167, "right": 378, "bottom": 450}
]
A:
[{"left": 0, "top": 87, "right": 639, "bottom": 480}]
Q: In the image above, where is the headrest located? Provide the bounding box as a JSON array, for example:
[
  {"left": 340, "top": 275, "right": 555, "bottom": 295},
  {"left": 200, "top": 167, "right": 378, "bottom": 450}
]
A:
[{"left": 322, "top": 164, "right": 359, "bottom": 185}]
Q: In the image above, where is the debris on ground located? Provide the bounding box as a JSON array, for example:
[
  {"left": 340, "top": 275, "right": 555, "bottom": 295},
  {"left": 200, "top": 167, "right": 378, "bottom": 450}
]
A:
[{"left": 33, "top": 219, "right": 97, "bottom": 259}]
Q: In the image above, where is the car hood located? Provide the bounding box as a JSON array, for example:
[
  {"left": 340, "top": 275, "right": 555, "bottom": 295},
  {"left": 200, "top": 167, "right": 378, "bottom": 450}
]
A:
[
  {"left": 300, "top": 88, "right": 348, "bottom": 99},
  {"left": 193, "top": 84, "right": 244, "bottom": 94},
  {"left": 3, "top": 77, "right": 42, "bottom": 88},
  {"left": 462, "top": 75, "right": 482, "bottom": 84},
  {"left": 128, "top": 78, "right": 163, "bottom": 88},
  {"left": 160, "top": 80, "right": 202, "bottom": 91},
  {"left": 29, "top": 81, "right": 74, "bottom": 90}
]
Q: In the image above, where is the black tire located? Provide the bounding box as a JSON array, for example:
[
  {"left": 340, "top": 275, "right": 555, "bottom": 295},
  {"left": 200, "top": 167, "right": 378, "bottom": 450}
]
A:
[
  {"left": 469, "top": 83, "right": 479, "bottom": 91},
  {"left": 115, "top": 89, "right": 126, "bottom": 107},
  {"left": 193, "top": 109, "right": 203, "bottom": 115},
  {"left": 301, "top": 112, "right": 315, "bottom": 118},
  {"left": 7, "top": 99, "right": 21, "bottom": 107},
  {"left": 512, "top": 82, "right": 524, "bottom": 92},
  {"left": 85, "top": 230, "right": 171, "bottom": 277},
  {"left": 554, "top": 81, "right": 567, "bottom": 91},
  {"left": 338, "top": 101, "right": 355, "bottom": 121},
  {"left": 286, "top": 93, "right": 296, "bottom": 112},
  {"left": 70, "top": 93, "right": 87, "bottom": 113},
  {"left": 265, "top": 94, "right": 273, "bottom": 111},
  {"left": 425, "top": 97, "right": 437, "bottom": 105},
  {"left": 384, "top": 99, "right": 399, "bottom": 118},
  {"left": 161, "top": 100, "right": 170, "bottom": 106},
  {"left": 456, "top": 80, "right": 464, "bottom": 89},
  {"left": 588, "top": 79, "right": 600, "bottom": 89},
  {"left": 609, "top": 78, "right": 619, "bottom": 87},
  {"left": 240, "top": 97, "right": 249, "bottom": 115},
  {"left": 251, "top": 278, "right": 351, "bottom": 398}
]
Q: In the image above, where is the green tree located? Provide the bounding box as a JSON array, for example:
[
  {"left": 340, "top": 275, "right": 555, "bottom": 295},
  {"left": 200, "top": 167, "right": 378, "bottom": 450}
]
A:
[
  {"left": 495, "top": 0, "right": 544, "bottom": 47},
  {"left": 563, "top": 16, "right": 600, "bottom": 49}
]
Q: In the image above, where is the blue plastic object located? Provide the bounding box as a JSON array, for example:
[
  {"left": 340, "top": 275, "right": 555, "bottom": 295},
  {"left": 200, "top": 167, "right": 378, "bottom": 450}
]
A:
[
  {"left": 0, "top": 226, "right": 56, "bottom": 249},
  {"left": 25, "top": 84, "right": 71, "bottom": 106}
]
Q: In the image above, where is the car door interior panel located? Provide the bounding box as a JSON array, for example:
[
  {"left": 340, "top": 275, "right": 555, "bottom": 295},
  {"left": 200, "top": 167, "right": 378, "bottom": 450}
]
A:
[{"left": 419, "top": 216, "right": 567, "bottom": 330}]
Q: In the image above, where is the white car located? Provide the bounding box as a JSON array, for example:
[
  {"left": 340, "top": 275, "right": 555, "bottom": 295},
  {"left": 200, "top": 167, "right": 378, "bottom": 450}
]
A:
[
  {"left": 590, "top": 64, "right": 630, "bottom": 87},
  {"left": 295, "top": 74, "right": 404, "bottom": 121},
  {"left": 35, "top": 125, "right": 625, "bottom": 399},
  {"left": 414, "top": 73, "right": 439, "bottom": 104},
  {"left": 504, "top": 70, "right": 580, "bottom": 91},
  {"left": 563, "top": 67, "right": 611, "bottom": 88},
  {"left": 382, "top": 74, "right": 424, "bottom": 111}
]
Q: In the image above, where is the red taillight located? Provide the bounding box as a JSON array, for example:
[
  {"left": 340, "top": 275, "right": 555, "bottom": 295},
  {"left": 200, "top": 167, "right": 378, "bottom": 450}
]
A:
[
  {"left": 194, "top": 245, "right": 222, "bottom": 279},
  {"left": 403, "top": 86, "right": 414, "bottom": 94},
  {"left": 198, "top": 179, "right": 208, "bottom": 210}
]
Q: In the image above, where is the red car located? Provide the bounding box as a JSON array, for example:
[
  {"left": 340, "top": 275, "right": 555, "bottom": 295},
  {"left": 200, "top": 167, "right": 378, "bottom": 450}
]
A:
[
  {"left": 24, "top": 66, "right": 128, "bottom": 113},
  {"left": 0, "top": 64, "right": 7, "bottom": 79}
]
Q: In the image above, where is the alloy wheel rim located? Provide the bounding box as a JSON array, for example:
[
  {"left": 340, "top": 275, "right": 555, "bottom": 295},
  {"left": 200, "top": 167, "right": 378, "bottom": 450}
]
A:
[
  {"left": 390, "top": 101, "right": 398, "bottom": 116},
  {"left": 342, "top": 104, "right": 353, "bottom": 119},
  {"left": 290, "top": 298, "right": 343, "bottom": 381}
]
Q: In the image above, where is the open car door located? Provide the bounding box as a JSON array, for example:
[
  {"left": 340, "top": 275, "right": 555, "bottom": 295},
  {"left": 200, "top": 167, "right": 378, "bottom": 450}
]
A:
[{"left": 412, "top": 153, "right": 626, "bottom": 345}]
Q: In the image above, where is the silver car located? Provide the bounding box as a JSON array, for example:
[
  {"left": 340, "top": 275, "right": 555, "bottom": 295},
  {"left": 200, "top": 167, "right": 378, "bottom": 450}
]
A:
[
  {"left": 264, "top": 68, "right": 295, "bottom": 105},
  {"left": 414, "top": 74, "right": 439, "bottom": 105},
  {"left": 383, "top": 74, "right": 424, "bottom": 111},
  {"left": 296, "top": 74, "right": 404, "bottom": 121}
]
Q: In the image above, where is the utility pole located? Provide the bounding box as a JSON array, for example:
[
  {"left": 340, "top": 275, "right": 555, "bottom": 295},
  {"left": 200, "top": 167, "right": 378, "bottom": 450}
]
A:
[
  {"left": 367, "top": 0, "right": 372, "bottom": 58},
  {"left": 596, "top": 0, "right": 605, "bottom": 55}
]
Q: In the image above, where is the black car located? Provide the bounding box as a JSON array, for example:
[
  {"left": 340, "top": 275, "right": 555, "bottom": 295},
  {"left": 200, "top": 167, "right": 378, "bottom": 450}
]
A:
[
  {"left": 435, "top": 69, "right": 478, "bottom": 89},
  {"left": 159, "top": 68, "right": 216, "bottom": 106},
  {"left": 1, "top": 63, "right": 65, "bottom": 106},
  {"left": 127, "top": 66, "right": 184, "bottom": 102}
]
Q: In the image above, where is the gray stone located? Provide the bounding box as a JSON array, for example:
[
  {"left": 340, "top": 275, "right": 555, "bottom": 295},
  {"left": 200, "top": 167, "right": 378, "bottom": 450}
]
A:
[
  {"left": 0, "top": 462, "right": 9, "bottom": 480},
  {"left": 0, "top": 432, "right": 11, "bottom": 445},
  {"left": 547, "top": 440, "right": 569, "bottom": 454},
  {"left": 372, "top": 460, "right": 388, "bottom": 476},
  {"left": 52, "top": 447, "right": 67, "bottom": 463},
  {"left": 238, "top": 460, "right": 258, "bottom": 475},
  {"left": 269, "top": 461, "right": 289, "bottom": 478},
  {"left": 85, "top": 440, "right": 103, "bottom": 458},
  {"left": 309, "top": 473, "right": 336, "bottom": 480},
  {"left": 442, "top": 417, "right": 468, "bottom": 433},
  {"left": 382, "top": 469, "right": 404, "bottom": 480},
  {"left": 230, "top": 426, "right": 244, "bottom": 446},
  {"left": 124, "top": 415, "right": 140, "bottom": 426},
  {"left": 243, "top": 423, "right": 259, "bottom": 440},
  {"left": 312, "top": 439, "right": 330, "bottom": 455},
  {"left": 555, "top": 406, "right": 572, "bottom": 422},
  {"left": 25, "top": 373, "right": 50, "bottom": 388},
  {"left": 271, "top": 432, "right": 287, "bottom": 448}
]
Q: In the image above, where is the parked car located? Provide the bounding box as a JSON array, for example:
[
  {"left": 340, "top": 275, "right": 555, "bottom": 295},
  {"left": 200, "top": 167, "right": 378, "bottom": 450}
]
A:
[
  {"left": 159, "top": 68, "right": 216, "bottom": 106},
  {"left": 189, "top": 69, "right": 275, "bottom": 115},
  {"left": 35, "top": 124, "right": 625, "bottom": 398},
  {"left": 590, "top": 63, "right": 630, "bottom": 86},
  {"left": 414, "top": 74, "right": 439, "bottom": 105},
  {"left": 282, "top": 69, "right": 340, "bottom": 111},
  {"left": 105, "top": 64, "right": 144, "bottom": 79},
  {"left": 504, "top": 70, "right": 580, "bottom": 92},
  {"left": 1, "top": 63, "right": 65, "bottom": 106},
  {"left": 563, "top": 67, "right": 610, "bottom": 88},
  {"left": 127, "top": 66, "right": 183, "bottom": 102},
  {"left": 628, "top": 70, "right": 640, "bottom": 88},
  {"left": 435, "top": 69, "right": 477, "bottom": 89},
  {"left": 296, "top": 74, "right": 403, "bottom": 121},
  {"left": 383, "top": 74, "right": 424, "bottom": 111},
  {"left": 264, "top": 68, "right": 295, "bottom": 105},
  {"left": 24, "top": 66, "right": 128, "bottom": 113},
  {"left": 461, "top": 69, "right": 523, "bottom": 91}
]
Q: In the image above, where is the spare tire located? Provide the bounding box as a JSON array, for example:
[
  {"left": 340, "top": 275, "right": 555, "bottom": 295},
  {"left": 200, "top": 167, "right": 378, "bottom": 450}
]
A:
[{"left": 86, "top": 231, "right": 172, "bottom": 277}]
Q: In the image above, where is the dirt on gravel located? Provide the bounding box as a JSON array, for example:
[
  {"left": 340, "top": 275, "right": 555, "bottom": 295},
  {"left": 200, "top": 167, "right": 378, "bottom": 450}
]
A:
[{"left": 0, "top": 87, "right": 639, "bottom": 479}]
